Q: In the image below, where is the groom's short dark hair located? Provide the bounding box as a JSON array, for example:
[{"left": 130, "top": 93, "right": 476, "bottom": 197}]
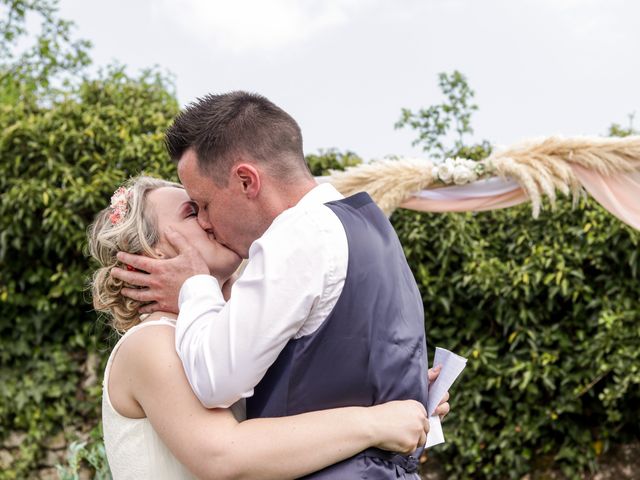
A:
[{"left": 165, "top": 91, "right": 310, "bottom": 185}]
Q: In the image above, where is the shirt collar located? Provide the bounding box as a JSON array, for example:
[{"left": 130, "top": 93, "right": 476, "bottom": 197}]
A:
[{"left": 295, "top": 182, "right": 344, "bottom": 209}]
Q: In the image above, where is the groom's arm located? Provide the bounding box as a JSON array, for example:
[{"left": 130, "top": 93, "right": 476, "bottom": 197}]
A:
[{"left": 175, "top": 208, "right": 343, "bottom": 408}]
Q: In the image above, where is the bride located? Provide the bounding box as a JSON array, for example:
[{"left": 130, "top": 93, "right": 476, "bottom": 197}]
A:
[{"left": 88, "top": 175, "right": 449, "bottom": 479}]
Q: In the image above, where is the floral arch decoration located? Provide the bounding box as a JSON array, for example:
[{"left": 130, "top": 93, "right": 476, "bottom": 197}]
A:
[{"left": 324, "top": 136, "right": 640, "bottom": 230}]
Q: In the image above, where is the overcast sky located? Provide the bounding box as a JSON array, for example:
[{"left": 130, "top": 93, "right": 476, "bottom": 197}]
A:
[{"left": 58, "top": 0, "right": 640, "bottom": 161}]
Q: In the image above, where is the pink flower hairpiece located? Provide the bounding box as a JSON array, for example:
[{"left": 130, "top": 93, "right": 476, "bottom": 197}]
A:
[{"left": 109, "top": 186, "right": 131, "bottom": 224}]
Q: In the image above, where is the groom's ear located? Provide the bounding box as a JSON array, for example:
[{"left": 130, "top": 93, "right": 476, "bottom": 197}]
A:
[{"left": 232, "top": 163, "right": 261, "bottom": 199}]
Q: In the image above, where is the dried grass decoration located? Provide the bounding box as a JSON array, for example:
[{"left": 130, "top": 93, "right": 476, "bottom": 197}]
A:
[{"left": 328, "top": 136, "right": 640, "bottom": 216}]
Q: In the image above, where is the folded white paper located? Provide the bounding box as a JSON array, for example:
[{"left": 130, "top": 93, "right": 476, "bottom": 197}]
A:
[
  {"left": 425, "top": 413, "right": 444, "bottom": 448},
  {"left": 424, "top": 347, "right": 467, "bottom": 448}
]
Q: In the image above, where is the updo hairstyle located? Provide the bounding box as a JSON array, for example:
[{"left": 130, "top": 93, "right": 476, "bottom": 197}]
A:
[{"left": 87, "top": 175, "right": 183, "bottom": 333}]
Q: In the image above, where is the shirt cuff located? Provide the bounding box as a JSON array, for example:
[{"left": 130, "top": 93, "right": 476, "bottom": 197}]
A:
[{"left": 178, "top": 274, "right": 224, "bottom": 309}]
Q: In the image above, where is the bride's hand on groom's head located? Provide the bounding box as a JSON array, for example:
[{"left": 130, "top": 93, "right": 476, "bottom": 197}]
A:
[{"left": 110, "top": 228, "right": 210, "bottom": 315}]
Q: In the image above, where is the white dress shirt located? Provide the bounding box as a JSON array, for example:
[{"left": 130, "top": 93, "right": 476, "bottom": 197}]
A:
[{"left": 175, "top": 183, "right": 349, "bottom": 408}]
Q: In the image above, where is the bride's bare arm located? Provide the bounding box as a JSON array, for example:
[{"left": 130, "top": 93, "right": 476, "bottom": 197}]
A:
[{"left": 115, "top": 325, "right": 428, "bottom": 480}]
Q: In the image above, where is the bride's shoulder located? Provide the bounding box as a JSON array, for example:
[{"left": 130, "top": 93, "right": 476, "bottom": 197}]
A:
[
  {"left": 107, "top": 320, "right": 183, "bottom": 418},
  {"left": 115, "top": 321, "right": 178, "bottom": 373}
]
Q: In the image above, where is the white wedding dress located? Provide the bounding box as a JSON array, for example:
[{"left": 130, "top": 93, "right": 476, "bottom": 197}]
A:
[{"left": 102, "top": 318, "right": 245, "bottom": 479}]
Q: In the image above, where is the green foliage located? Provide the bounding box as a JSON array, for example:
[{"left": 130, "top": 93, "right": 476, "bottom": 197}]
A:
[
  {"left": 0, "top": 0, "right": 91, "bottom": 101},
  {"left": 56, "top": 428, "right": 110, "bottom": 480},
  {"left": 389, "top": 71, "right": 640, "bottom": 479},
  {"left": 0, "top": 65, "right": 179, "bottom": 477},
  {"left": 392, "top": 200, "right": 639, "bottom": 479},
  {"left": 304, "top": 148, "right": 362, "bottom": 176},
  {"left": 395, "top": 70, "right": 491, "bottom": 159},
  {"left": 608, "top": 112, "right": 638, "bottom": 138}
]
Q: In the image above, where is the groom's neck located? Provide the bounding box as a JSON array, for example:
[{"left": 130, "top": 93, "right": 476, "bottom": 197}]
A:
[
  {"left": 283, "top": 178, "right": 318, "bottom": 209},
  {"left": 245, "top": 175, "right": 318, "bottom": 250},
  {"left": 263, "top": 177, "right": 318, "bottom": 218}
]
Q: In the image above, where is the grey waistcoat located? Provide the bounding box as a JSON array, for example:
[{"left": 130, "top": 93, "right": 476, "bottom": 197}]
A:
[{"left": 247, "top": 192, "right": 428, "bottom": 478}]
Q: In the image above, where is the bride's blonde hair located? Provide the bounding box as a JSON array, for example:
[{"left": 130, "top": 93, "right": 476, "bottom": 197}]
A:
[{"left": 88, "top": 175, "right": 183, "bottom": 333}]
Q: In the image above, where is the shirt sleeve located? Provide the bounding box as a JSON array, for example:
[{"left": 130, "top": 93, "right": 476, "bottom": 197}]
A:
[{"left": 174, "top": 212, "right": 329, "bottom": 408}]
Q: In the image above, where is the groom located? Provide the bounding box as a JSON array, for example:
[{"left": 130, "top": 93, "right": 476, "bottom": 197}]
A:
[{"left": 114, "top": 91, "right": 432, "bottom": 478}]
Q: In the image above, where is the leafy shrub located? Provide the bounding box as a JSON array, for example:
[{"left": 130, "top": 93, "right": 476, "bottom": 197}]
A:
[
  {"left": 391, "top": 199, "right": 639, "bottom": 479},
  {"left": 0, "top": 66, "right": 178, "bottom": 478},
  {"left": 56, "top": 430, "right": 110, "bottom": 480},
  {"left": 305, "top": 148, "right": 363, "bottom": 176},
  {"left": 394, "top": 69, "right": 639, "bottom": 478}
]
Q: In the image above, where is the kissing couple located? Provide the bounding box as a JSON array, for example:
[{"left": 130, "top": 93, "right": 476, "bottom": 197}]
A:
[{"left": 88, "top": 91, "right": 450, "bottom": 479}]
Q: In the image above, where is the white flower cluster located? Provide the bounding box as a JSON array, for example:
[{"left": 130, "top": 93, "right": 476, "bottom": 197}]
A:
[{"left": 431, "top": 157, "right": 487, "bottom": 185}]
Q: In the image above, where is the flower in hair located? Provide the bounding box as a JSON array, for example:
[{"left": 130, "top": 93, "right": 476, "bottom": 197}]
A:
[{"left": 109, "top": 186, "right": 130, "bottom": 224}]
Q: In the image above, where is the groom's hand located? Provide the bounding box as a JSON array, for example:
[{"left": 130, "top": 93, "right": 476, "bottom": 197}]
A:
[
  {"left": 428, "top": 365, "right": 451, "bottom": 420},
  {"left": 110, "top": 227, "right": 210, "bottom": 314}
]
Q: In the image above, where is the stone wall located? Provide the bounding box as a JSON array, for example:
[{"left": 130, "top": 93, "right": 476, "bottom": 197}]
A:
[{"left": 1, "top": 429, "right": 93, "bottom": 479}]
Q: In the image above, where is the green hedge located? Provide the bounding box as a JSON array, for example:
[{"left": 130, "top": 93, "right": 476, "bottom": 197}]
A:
[
  {"left": 0, "top": 69, "right": 638, "bottom": 478},
  {"left": 0, "top": 67, "right": 179, "bottom": 479},
  {"left": 392, "top": 200, "right": 639, "bottom": 478}
]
